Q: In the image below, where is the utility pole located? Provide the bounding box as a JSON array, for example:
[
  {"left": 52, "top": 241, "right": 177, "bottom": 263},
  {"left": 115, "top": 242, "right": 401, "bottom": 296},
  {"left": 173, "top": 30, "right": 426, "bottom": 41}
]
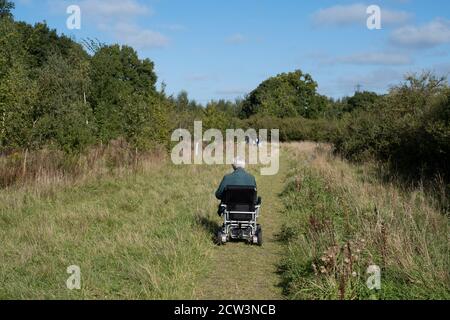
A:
[{"left": 355, "top": 84, "right": 363, "bottom": 93}]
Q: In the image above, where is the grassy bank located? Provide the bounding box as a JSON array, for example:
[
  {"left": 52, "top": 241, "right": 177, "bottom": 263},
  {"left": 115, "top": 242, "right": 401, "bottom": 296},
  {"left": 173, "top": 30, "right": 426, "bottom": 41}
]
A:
[{"left": 279, "top": 142, "right": 449, "bottom": 300}]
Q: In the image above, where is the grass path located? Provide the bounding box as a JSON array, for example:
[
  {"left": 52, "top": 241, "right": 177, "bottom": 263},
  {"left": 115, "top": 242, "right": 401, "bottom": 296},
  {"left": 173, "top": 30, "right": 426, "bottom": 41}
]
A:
[{"left": 194, "top": 155, "right": 288, "bottom": 300}]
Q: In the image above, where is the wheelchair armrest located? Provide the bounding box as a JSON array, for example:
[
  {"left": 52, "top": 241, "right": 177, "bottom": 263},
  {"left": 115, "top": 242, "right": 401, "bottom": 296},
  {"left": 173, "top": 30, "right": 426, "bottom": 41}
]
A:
[
  {"left": 218, "top": 204, "right": 227, "bottom": 217},
  {"left": 255, "top": 205, "right": 261, "bottom": 217}
]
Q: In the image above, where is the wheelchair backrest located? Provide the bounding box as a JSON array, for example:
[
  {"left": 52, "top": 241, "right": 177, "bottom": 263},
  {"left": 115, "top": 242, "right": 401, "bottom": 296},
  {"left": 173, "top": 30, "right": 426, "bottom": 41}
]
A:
[{"left": 223, "top": 185, "right": 257, "bottom": 212}]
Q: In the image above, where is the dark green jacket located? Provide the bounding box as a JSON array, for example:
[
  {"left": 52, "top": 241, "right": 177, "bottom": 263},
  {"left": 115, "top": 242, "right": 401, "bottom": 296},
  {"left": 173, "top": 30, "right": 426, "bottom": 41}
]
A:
[{"left": 215, "top": 168, "right": 257, "bottom": 200}]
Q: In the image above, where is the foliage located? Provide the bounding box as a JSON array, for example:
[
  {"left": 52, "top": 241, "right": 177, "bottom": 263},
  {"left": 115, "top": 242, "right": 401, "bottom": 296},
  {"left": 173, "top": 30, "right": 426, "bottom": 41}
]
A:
[
  {"left": 0, "top": 0, "right": 14, "bottom": 19},
  {"left": 241, "top": 70, "right": 328, "bottom": 119},
  {"left": 89, "top": 45, "right": 158, "bottom": 143},
  {"left": 0, "top": 13, "right": 170, "bottom": 154},
  {"left": 335, "top": 73, "right": 450, "bottom": 184},
  {"left": 345, "top": 91, "right": 381, "bottom": 113}
]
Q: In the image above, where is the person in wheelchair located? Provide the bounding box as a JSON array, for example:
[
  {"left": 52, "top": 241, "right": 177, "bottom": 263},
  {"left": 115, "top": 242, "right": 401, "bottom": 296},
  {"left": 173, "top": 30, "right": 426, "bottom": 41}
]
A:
[{"left": 215, "top": 157, "right": 262, "bottom": 245}]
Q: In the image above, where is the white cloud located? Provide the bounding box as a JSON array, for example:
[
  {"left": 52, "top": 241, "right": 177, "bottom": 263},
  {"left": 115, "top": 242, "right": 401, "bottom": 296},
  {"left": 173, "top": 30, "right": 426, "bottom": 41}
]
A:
[
  {"left": 312, "top": 3, "right": 412, "bottom": 27},
  {"left": 52, "top": 0, "right": 170, "bottom": 50},
  {"left": 113, "top": 23, "right": 169, "bottom": 49},
  {"left": 334, "top": 52, "right": 413, "bottom": 65},
  {"left": 79, "top": 0, "right": 151, "bottom": 21},
  {"left": 334, "top": 68, "right": 403, "bottom": 95},
  {"left": 390, "top": 18, "right": 450, "bottom": 48},
  {"left": 160, "top": 24, "right": 187, "bottom": 32},
  {"left": 226, "top": 33, "right": 247, "bottom": 44}
]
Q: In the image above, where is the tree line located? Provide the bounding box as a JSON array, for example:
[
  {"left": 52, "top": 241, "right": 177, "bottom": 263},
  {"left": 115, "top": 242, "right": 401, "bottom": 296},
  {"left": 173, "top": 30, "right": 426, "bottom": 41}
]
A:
[{"left": 1, "top": 0, "right": 449, "bottom": 192}]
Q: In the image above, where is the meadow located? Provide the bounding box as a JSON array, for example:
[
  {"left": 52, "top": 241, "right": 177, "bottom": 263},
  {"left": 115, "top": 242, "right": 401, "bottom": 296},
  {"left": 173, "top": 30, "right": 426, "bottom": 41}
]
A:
[
  {"left": 0, "top": 143, "right": 448, "bottom": 299},
  {"left": 0, "top": 146, "right": 221, "bottom": 299}
]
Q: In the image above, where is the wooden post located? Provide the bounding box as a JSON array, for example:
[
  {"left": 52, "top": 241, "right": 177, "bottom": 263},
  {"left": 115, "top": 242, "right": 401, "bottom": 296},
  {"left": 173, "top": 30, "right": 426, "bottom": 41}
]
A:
[
  {"left": 22, "top": 148, "right": 28, "bottom": 178},
  {"left": 135, "top": 147, "right": 138, "bottom": 170}
]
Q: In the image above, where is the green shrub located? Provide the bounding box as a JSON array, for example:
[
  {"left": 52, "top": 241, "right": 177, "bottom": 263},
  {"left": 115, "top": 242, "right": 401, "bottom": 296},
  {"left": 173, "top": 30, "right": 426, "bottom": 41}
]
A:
[{"left": 334, "top": 73, "right": 450, "bottom": 183}]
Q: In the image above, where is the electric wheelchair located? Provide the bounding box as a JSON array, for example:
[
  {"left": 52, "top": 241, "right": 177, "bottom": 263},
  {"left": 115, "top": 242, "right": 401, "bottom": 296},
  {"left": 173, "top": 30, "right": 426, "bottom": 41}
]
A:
[{"left": 217, "top": 186, "right": 262, "bottom": 246}]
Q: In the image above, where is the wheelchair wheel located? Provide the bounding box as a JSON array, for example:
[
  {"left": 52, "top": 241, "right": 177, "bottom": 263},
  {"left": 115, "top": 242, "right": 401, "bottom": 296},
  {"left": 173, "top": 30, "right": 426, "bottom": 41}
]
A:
[
  {"left": 217, "top": 230, "right": 226, "bottom": 245},
  {"left": 256, "top": 226, "right": 263, "bottom": 246}
]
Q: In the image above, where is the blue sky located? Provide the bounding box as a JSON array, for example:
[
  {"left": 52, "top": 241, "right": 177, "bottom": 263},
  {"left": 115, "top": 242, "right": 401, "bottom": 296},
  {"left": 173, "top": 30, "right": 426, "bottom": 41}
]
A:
[{"left": 12, "top": 0, "right": 450, "bottom": 103}]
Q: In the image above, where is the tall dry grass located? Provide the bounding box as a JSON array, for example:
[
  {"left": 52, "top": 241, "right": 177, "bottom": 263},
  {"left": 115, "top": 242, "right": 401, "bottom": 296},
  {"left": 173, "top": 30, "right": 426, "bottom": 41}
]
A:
[
  {"left": 0, "top": 139, "right": 167, "bottom": 192},
  {"left": 280, "top": 142, "right": 449, "bottom": 299}
]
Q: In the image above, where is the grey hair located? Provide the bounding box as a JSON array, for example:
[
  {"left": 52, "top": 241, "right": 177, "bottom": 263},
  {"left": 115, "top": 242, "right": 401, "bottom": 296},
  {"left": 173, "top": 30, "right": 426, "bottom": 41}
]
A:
[{"left": 232, "top": 157, "right": 246, "bottom": 170}]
